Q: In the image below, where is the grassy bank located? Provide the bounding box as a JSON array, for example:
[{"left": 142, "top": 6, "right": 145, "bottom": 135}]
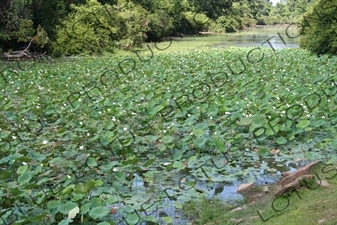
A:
[{"left": 183, "top": 162, "right": 337, "bottom": 225}]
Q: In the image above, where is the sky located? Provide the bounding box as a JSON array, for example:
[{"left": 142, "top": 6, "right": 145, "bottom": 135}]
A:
[{"left": 271, "top": 0, "right": 281, "bottom": 6}]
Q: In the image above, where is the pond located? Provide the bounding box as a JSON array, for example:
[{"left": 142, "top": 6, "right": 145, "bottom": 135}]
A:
[
  {"left": 103, "top": 26, "right": 309, "bottom": 225},
  {"left": 207, "top": 25, "right": 300, "bottom": 49},
  {"left": 0, "top": 26, "right": 311, "bottom": 225},
  {"left": 165, "top": 25, "right": 301, "bottom": 52},
  {"left": 103, "top": 146, "right": 320, "bottom": 224}
]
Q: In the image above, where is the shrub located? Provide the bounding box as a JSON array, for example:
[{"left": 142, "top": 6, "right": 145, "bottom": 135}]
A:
[
  {"left": 299, "top": 0, "right": 337, "bottom": 55},
  {"left": 238, "top": 17, "right": 257, "bottom": 28},
  {"left": 182, "top": 11, "right": 210, "bottom": 33},
  {"left": 51, "top": 47, "right": 63, "bottom": 58},
  {"left": 53, "top": 0, "right": 149, "bottom": 55}
]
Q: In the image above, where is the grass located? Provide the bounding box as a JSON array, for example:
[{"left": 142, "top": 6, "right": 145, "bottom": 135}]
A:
[{"left": 182, "top": 162, "right": 337, "bottom": 225}]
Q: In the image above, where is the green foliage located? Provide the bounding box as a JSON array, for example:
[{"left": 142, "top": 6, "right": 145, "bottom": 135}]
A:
[
  {"left": 210, "top": 16, "right": 240, "bottom": 33},
  {"left": 183, "top": 197, "right": 244, "bottom": 224},
  {"left": 0, "top": 0, "right": 321, "bottom": 55},
  {"left": 54, "top": 0, "right": 150, "bottom": 55},
  {"left": 267, "top": 0, "right": 318, "bottom": 25},
  {"left": 299, "top": 0, "right": 337, "bottom": 55},
  {"left": 182, "top": 11, "right": 209, "bottom": 32},
  {"left": 145, "top": 10, "right": 174, "bottom": 41},
  {"left": 34, "top": 25, "right": 50, "bottom": 48},
  {"left": 15, "top": 19, "right": 35, "bottom": 42},
  {"left": 1, "top": 47, "right": 337, "bottom": 223},
  {"left": 0, "top": 0, "right": 34, "bottom": 42}
]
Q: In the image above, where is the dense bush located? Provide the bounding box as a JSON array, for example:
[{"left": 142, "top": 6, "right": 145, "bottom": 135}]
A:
[
  {"left": 145, "top": 10, "right": 174, "bottom": 42},
  {"left": 210, "top": 16, "right": 242, "bottom": 33},
  {"left": 299, "top": 0, "right": 337, "bottom": 55},
  {"left": 182, "top": 11, "right": 209, "bottom": 33},
  {"left": 53, "top": 0, "right": 150, "bottom": 55},
  {"left": 238, "top": 17, "right": 257, "bottom": 28}
]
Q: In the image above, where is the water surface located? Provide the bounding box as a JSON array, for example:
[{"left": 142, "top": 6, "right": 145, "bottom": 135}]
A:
[{"left": 191, "top": 25, "right": 301, "bottom": 50}]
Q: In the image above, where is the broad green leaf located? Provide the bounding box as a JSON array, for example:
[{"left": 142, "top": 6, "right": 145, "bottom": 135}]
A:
[
  {"left": 157, "top": 143, "right": 166, "bottom": 151},
  {"left": 106, "top": 196, "right": 119, "bottom": 204},
  {"left": 173, "top": 152, "right": 182, "bottom": 160},
  {"left": 146, "top": 107, "right": 158, "bottom": 115},
  {"left": 86, "top": 157, "right": 97, "bottom": 167},
  {"left": 327, "top": 158, "right": 335, "bottom": 164},
  {"left": 144, "top": 216, "right": 157, "bottom": 223},
  {"left": 88, "top": 206, "right": 110, "bottom": 219},
  {"left": 98, "top": 222, "right": 111, "bottom": 225},
  {"left": 100, "top": 131, "right": 117, "bottom": 146},
  {"left": 173, "top": 161, "right": 184, "bottom": 169},
  {"left": 47, "top": 200, "right": 61, "bottom": 209},
  {"left": 252, "top": 125, "right": 266, "bottom": 137},
  {"left": 166, "top": 163, "right": 173, "bottom": 172},
  {"left": 27, "top": 214, "right": 48, "bottom": 222},
  {"left": 80, "top": 203, "right": 91, "bottom": 214},
  {"left": 162, "top": 216, "right": 173, "bottom": 223},
  {"left": 143, "top": 158, "right": 155, "bottom": 167},
  {"left": 18, "top": 171, "right": 33, "bottom": 186},
  {"left": 94, "top": 179, "right": 103, "bottom": 186},
  {"left": 126, "top": 213, "right": 140, "bottom": 225},
  {"left": 58, "top": 202, "right": 78, "bottom": 215},
  {"left": 62, "top": 185, "right": 75, "bottom": 194},
  {"left": 236, "top": 117, "right": 252, "bottom": 126},
  {"left": 105, "top": 120, "right": 115, "bottom": 130},
  {"left": 275, "top": 137, "right": 287, "bottom": 145},
  {"left": 193, "top": 137, "right": 207, "bottom": 148},
  {"left": 17, "top": 165, "right": 28, "bottom": 175},
  {"left": 288, "top": 135, "right": 295, "bottom": 140},
  {"left": 0, "top": 130, "right": 11, "bottom": 138},
  {"left": 161, "top": 135, "right": 173, "bottom": 144},
  {"left": 28, "top": 152, "right": 46, "bottom": 161},
  {"left": 84, "top": 180, "right": 96, "bottom": 191},
  {"left": 72, "top": 192, "right": 85, "bottom": 201},
  {"left": 200, "top": 155, "right": 211, "bottom": 162},
  {"left": 74, "top": 183, "right": 86, "bottom": 193},
  {"left": 304, "top": 127, "right": 312, "bottom": 131},
  {"left": 195, "top": 122, "right": 208, "bottom": 130},
  {"left": 115, "top": 171, "right": 126, "bottom": 180},
  {"left": 214, "top": 139, "right": 225, "bottom": 152},
  {"left": 192, "top": 128, "right": 204, "bottom": 137},
  {"left": 188, "top": 156, "right": 197, "bottom": 162},
  {"left": 251, "top": 114, "right": 266, "bottom": 126},
  {"left": 312, "top": 120, "right": 325, "bottom": 127},
  {"left": 296, "top": 119, "right": 310, "bottom": 128},
  {"left": 258, "top": 147, "right": 269, "bottom": 157},
  {"left": 58, "top": 219, "right": 73, "bottom": 225}
]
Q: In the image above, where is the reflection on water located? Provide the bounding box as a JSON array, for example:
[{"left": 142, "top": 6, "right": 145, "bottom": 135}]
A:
[
  {"left": 103, "top": 156, "right": 304, "bottom": 225},
  {"left": 207, "top": 25, "right": 300, "bottom": 49}
]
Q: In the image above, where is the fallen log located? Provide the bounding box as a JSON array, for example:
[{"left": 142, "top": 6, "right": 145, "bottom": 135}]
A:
[
  {"left": 274, "top": 160, "right": 321, "bottom": 197},
  {"left": 274, "top": 174, "right": 315, "bottom": 197},
  {"left": 1, "top": 37, "right": 34, "bottom": 61},
  {"left": 2, "top": 51, "right": 32, "bottom": 61},
  {"left": 280, "top": 160, "right": 321, "bottom": 187}
]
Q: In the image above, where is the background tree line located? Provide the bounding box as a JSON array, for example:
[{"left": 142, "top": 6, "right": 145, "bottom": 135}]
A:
[{"left": 1, "top": 0, "right": 333, "bottom": 57}]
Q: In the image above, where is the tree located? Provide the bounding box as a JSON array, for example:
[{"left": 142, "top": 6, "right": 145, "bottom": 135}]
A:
[
  {"left": 0, "top": 0, "right": 35, "bottom": 50},
  {"left": 299, "top": 0, "right": 337, "bottom": 55},
  {"left": 53, "top": 0, "right": 150, "bottom": 55}
]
